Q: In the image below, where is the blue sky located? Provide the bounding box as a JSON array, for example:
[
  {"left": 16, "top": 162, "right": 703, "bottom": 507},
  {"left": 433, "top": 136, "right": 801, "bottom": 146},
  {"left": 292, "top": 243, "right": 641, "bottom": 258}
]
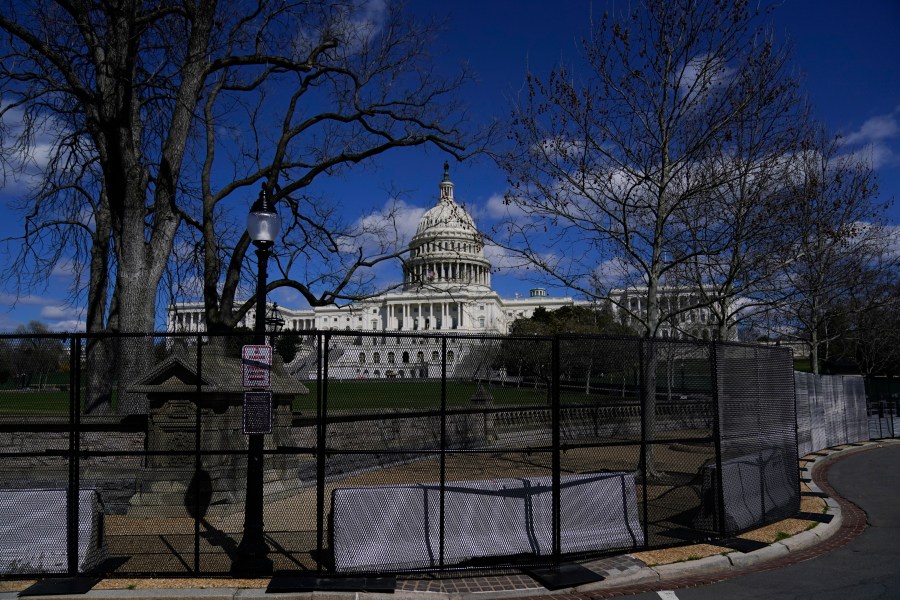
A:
[{"left": 1, "top": 0, "right": 899, "bottom": 331}]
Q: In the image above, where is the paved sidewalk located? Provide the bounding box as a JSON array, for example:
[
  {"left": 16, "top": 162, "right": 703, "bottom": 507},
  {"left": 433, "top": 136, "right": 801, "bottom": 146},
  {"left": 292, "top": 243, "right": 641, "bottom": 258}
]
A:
[{"left": 1, "top": 440, "right": 890, "bottom": 600}]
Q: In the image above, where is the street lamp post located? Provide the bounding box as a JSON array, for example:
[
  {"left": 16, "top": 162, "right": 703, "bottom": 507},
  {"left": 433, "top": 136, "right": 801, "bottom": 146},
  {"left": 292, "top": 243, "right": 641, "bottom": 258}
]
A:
[{"left": 232, "top": 184, "right": 281, "bottom": 576}]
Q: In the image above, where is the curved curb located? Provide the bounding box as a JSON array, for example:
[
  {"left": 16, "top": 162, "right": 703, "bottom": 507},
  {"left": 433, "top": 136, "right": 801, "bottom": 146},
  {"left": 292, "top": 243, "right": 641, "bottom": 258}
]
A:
[{"left": 570, "top": 440, "right": 886, "bottom": 597}]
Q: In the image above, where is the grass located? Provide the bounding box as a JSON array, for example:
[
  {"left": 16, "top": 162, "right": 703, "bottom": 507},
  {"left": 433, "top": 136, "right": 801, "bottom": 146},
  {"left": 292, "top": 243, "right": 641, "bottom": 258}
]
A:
[
  {"left": 0, "top": 388, "right": 121, "bottom": 416},
  {"left": 0, "top": 389, "right": 72, "bottom": 415},
  {"left": 0, "top": 378, "right": 636, "bottom": 415},
  {"left": 292, "top": 380, "right": 629, "bottom": 411},
  {"left": 793, "top": 358, "right": 813, "bottom": 373}
]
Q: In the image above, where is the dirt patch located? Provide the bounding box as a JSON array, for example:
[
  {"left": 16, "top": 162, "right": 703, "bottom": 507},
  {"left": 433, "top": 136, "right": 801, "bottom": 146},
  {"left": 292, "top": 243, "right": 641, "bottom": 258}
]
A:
[
  {"left": 93, "top": 578, "right": 266, "bottom": 590},
  {"left": 631, "top": 543, "right": 730, "bottom": 567}
]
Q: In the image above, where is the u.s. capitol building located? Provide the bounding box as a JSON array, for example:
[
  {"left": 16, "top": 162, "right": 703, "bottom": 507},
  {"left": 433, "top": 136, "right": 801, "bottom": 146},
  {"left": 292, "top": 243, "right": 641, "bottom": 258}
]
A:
[{"left": 169, "top": 164, "right": 731, "bottom": 378}]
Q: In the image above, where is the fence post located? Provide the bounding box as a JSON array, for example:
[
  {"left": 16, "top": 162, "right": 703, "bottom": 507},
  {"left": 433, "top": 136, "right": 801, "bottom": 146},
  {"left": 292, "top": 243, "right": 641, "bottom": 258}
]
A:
[
  {"left": 194, "top": 334, "right": 203, "bottom": 573},
  {"left": 439, "top": 336, "right": 447, "bottom": 569},
  {"left": 551, "top": 335, "right": 561, "bottom": 565},
  {"left": 710, "top": 342, "right": 727, "bottom": 537},
  {"left": 638, "top": 339, "right": 649, "bottom": 549},
  {"left": 67, "top": 334, "right": 81, "bottom": 576},
  {"left": 316, "top": 332, "right": 328, "bottom": 575}
]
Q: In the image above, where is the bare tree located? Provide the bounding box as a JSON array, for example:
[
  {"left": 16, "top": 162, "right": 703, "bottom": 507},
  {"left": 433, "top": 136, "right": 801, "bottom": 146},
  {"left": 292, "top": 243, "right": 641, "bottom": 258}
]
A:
[
  {"left": 772, "top": 130, "right": 894, "bottom": 374},
  {"left": 670, "top": 57, "right": 810, "bottom": 340},
  {"left": 492, "top": 0, "right": 802, "bottom": 477},
  {"left": 494, "top": 0, "right": 803, "bottom": 337},
  {"left": 0, "top": 0, "right": 489, "bottom": 413}
]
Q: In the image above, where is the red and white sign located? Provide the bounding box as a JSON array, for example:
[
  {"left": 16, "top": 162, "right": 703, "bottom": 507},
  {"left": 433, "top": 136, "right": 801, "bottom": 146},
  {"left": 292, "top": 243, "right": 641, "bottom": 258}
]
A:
[{"left": 241, "top": 345, "right": 272, "bottom": 388}]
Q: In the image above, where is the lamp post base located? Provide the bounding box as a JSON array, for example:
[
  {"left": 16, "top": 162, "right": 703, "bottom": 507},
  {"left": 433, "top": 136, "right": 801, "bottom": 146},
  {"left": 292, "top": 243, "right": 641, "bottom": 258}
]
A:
[{"left": 230, "top": 544, "right": 273, "bottom": 577}]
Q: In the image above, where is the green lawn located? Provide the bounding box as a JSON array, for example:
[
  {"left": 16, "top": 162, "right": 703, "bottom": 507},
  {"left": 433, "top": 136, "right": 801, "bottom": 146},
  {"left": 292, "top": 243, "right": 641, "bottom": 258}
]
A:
[
  {"left": 292, "top": 379, "right": 638, "bottom": 411},
  {"left": 293, "top": 380, "right": 551, "bottom": 411},
  {"left": 793, "top": 358, "right": 813, "bottom": 373},
  {"left": 0, "top": 387, "right": 119, "bottom": 416},
  {"left": 0, "top": 390, "right": 71, "bottom": 415},
  {"left": 0, "top": 380, "right": 635, "bottom": 416}
]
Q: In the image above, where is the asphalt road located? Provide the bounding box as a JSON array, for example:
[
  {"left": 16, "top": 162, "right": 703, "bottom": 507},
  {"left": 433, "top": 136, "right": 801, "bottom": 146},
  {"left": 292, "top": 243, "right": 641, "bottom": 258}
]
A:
[{"left": 623, "top": 443, "right": 900, "bottom": 600}]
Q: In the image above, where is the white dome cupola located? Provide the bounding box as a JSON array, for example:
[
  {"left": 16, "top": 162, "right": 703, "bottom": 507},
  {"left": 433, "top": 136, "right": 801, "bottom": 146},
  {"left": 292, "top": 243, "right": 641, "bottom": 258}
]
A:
[{"left": 404, "top": 162, "right": 491, "bottom": 292}]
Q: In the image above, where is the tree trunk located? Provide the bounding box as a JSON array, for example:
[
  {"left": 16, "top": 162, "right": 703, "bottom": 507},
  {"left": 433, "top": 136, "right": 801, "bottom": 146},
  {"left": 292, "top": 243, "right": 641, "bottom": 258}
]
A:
[
  {"left": 116, "top": 267, "right": 167, "bottom": 415},
  {"left": 810, "top": 328, "right": 820, "bottom": 375},
  {"left": 83, "top": 197, "right": 115, "bottom": 415}
]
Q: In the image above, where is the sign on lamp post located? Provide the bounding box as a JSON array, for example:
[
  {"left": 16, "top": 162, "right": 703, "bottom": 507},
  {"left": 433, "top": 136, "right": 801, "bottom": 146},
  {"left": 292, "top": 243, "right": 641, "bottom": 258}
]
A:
[
  {"left": 241, "top": 344, "right": 273, "bottom": 388},
  {"left": 241, "top": 345, "right": 273, "bottom": 435}
]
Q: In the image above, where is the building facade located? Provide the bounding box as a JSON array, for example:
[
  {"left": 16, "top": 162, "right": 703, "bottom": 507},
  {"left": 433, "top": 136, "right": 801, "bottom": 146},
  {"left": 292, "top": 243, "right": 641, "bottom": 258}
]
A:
[{"left": 168, "top": 164, "right": 572, "bottom": 340}]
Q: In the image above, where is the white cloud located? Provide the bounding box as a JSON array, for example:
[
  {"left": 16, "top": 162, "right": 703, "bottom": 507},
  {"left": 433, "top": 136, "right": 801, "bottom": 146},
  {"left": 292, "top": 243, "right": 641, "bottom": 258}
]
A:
[
  {"left": 46, "top": 318, "right": 84, "bottom": 332},
  {"left": 678, "top": 54, "right": 735, "bottom": 102},
  {"left": 40, "top": 304, "right": 83, "bottom": 320},
  {"left": 870, "top": 222, "right": 900, "bottom": 260},
  {"left": 50, "top": 258, "right": 78, "bottom": 278},
  {"left": 842, "top": 112, "right": 900, "bottom": 146},
  {"left": 0, "top": 101, "right": 75, "bottom": 194},
  {"left": 0, "top": 292, "right": 57, "bottom": 306},
  {"left": 845, "top": 143, "right": 898, "bottom": 170},
  {"left": 348, "top": 198, "right": 425, "bottom": 253},
  {"left": 482, "top": 241, "right": 522, "bottom": 271},
  {"left": 294, "top": 0, "right": 388, "bottom": 58},
  {"left": 838, "top": 110, "right": 900, "bottom": 169},
  {"left": 482, "top": 193, "right": 528, "bottom": 220}
]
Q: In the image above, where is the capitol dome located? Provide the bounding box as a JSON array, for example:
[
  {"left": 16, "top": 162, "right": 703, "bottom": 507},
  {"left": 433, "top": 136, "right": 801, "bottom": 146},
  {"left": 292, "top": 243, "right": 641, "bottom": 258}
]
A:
[
  {"left": 415, "top": 185, "right": 477, "bottom": 237},
  {"left": 403, "top": 163, "right": 491, "bottom": 292}
]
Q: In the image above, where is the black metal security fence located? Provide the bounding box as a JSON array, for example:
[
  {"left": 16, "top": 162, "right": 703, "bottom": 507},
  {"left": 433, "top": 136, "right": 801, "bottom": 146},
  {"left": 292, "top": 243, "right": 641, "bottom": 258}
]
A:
[{"left": 0, "top": 331, "right": 798, "bottom": 579}]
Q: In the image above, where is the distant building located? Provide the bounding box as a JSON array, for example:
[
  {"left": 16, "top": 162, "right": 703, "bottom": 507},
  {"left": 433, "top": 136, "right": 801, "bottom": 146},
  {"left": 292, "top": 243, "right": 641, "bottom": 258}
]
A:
[{"left": 609, "top": 287, "right": 737, "bottom": 341}]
